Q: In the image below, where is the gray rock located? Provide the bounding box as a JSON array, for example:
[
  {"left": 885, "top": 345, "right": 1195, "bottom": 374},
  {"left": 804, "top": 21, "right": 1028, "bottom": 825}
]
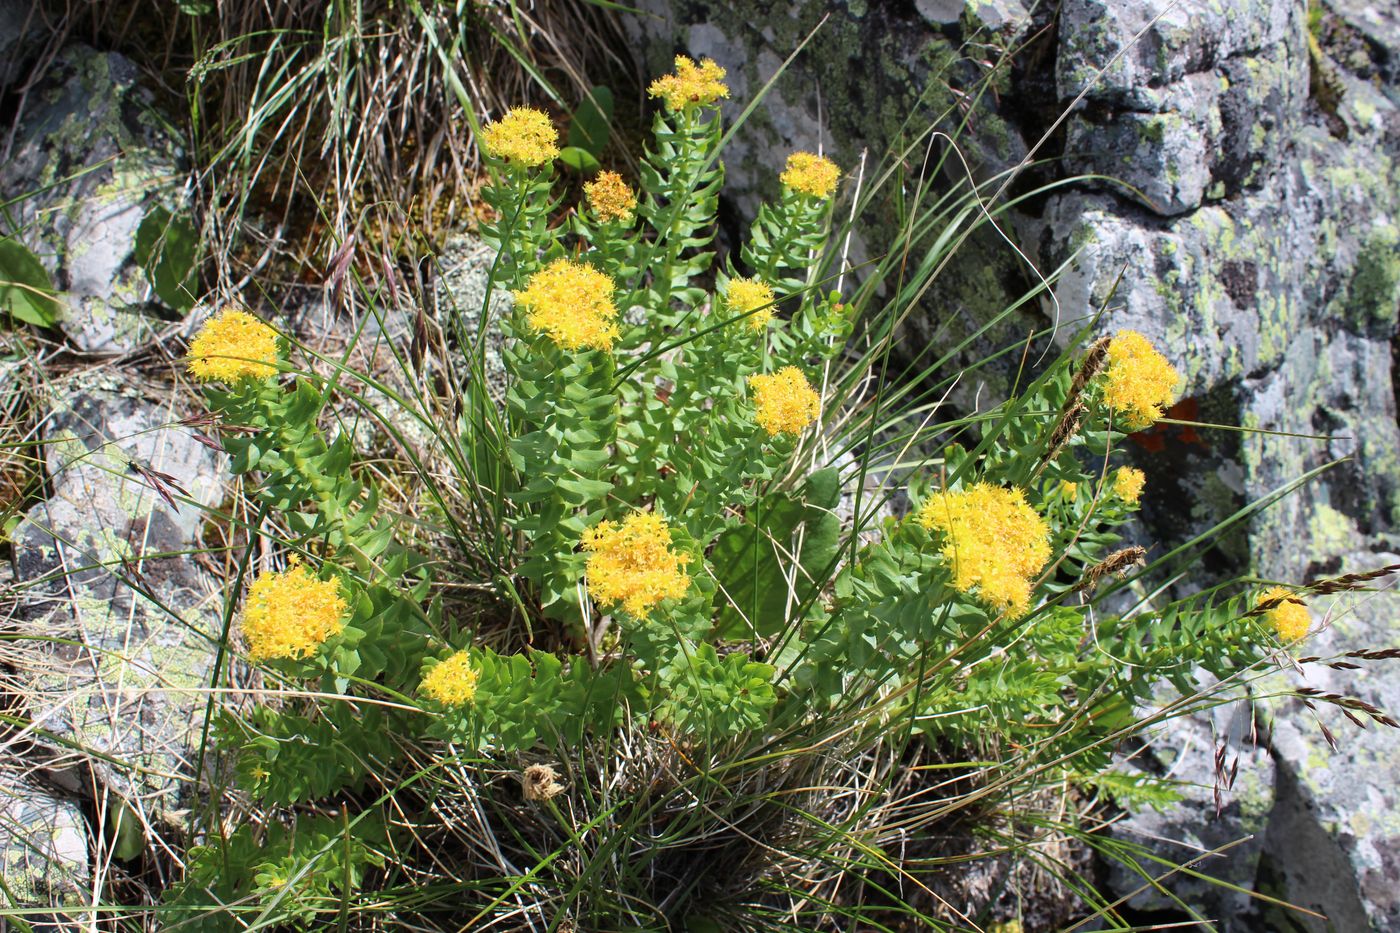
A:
[
  {"left": 436, "top": 232, "right": 514, "bottom": 400},
  {"left": 1063, "top": 73, "right": 1223, "bottom": 216},
  {"left": 0, "top": 773, "right": 88, "bottom": 924},
  {"left": 1104, "top": 703, "right": 1275, "bottom": 920},
  {"left": 9, "top": 371, "right": 225, "bottom": 829},
  {"left": 1261, "top": 551, "right": 1400, "bottom": 931},
  {"left": 0, "top": 45, "right": 190, "bottom": 353}
]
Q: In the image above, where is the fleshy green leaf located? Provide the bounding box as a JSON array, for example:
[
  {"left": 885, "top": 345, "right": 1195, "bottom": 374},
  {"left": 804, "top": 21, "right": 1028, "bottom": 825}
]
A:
[
  {"left": 133, "top": 206, "right": 199, "bottom": 311},
  {"left": 558, "top": 146, "right": 602, "bottom": 174},
  {"left": 0, "top": 238, "right": 63, "bottom": 327},
  {"left": 568, "top": 85, "right": 614, "bottom": 156}
]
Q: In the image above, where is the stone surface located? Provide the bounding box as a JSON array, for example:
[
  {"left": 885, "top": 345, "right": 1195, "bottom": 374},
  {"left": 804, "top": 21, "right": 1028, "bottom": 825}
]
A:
[
  {"left": 9, "top": 371, "right": 225, "bottom": 831},
  {"left": 628, "top": 0, "right": 1400, "bottom": 927},
  {"left": 1261, "top": 551, "right": 1400, "bottom": 931},
  {"left": 436, "top": 232, "right": 514, "bottom": 399},
  {"left": 0, "top": 774, "right": 88, "bottom": 921},
  {"left": 1104, "top": 703, "right": 1275, "bottom": 920},
  {"left": 0, "top": 45, "right": 189, "bottom": 353}
]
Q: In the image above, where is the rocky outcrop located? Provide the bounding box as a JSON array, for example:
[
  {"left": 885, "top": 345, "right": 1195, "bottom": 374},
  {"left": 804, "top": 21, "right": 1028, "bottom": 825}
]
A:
[
  {"left": 628, "top": 0, "right": 1400, "bottom": 927},
  {"left": 0, "top": 770, "right": 88, "bottom": 926},
  {"left": 0, "top": 45, "right": 191, "bottom": 353},
  {"left": 3, "top": 371, "right": 226, "bottom": 906}
]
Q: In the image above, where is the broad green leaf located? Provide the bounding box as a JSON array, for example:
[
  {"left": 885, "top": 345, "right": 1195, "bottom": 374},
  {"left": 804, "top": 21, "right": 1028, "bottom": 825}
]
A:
[
  {"left": 133, "top": 206, "right": 199, "bottom": 311},
  {"left": 712, "top": 467, "right": 843, "bottom": 638},
  {"left": 568, "top": 85, "right": 614, "bottom": 156},
  {"left": 558, "top": 146, "right": 601, "bottom": 174},
  {"left": 0, "top": 238, "right": 63, "bottom": 327}
]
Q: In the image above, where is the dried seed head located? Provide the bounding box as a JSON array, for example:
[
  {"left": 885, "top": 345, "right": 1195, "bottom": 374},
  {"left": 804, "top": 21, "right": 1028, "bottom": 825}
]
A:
[
  {"left": 522, "top": 764, "right": 565, "bottom": 802},
  {"left": 1076, "top": 546, "right": 1147, "bottom": 593},
  {"left": 1070, "top": 336, "right": 1112, "bottom": 397},
  {"left": 1306, "top": 562, "right": 1400, "bottom": 595},
  {"left": 1042, "top": 401, "right": 1086, "bottom": 467}
]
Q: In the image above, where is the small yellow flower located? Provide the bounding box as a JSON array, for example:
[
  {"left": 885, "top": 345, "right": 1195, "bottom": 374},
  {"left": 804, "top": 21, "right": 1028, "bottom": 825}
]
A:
[
  {"left": 1101, "top": 330, "right": 1180, "bottom": 429},
  {"left": 917, "top": 483, "right": 1052, "bottom": 617},
  {"left": 187, "top": 309, "right": 280, "bottom": 383},
  {"left": 1058, "top": 480, "right": 1079, "bottom": 502},
  {"left": 583, "top": 512, "right": 692, "bottom": 618},
  {"left": 748, "top": 366, "right": 821, "bottom": 436},
  {"left": 584, "top": 171, "right": 637, "bottom": 223},
  {"left": 481, "top": 107, "right": 559, "bottom": 168},
  {"left": 647, "top": 55, "right": 729, "bottom": 111},
  {"left": 420, "top": 650, "right": 480, "bottom": 706},
  {"left": 725, "top": 277, "right": 775, "bottom": 331},
  {"left": 1256, "top": 587, "right": 1310, "bottom": 643},
  {"left": 1115, "top": 466, "right": 1146, "bottom": 504},
  {"left": 241, "top": 563, "right": 347, "bottom": 661},
  {"left": 780, "top": 152, "right": 841, "bottom": 199},
  {"left": 512, "top": 258, "right": 620, "bottom": 351}
]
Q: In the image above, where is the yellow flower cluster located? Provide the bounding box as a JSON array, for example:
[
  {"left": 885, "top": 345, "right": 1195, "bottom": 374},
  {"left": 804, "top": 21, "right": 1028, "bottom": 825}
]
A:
[
  {"left": 420, "top": 650, "right": 480, "bottom": 706},
  {"left": 1101, "top": 330, "right": 1180, "bottom": 429},
  {"left": 513, "top": 258, "right": 620, "bottom": 351},
  {"left": 241, "top": 563, "right": 347, "bottom": 661},
  {"left": 585, "top": 171, "right": 638, "bottom": 223},
  {"left": 1058, "top": 480, "right": 1079, "bottom": 502},
  {"left": 725, "top": 277, "right": 775, "bottom": 331},
  {"left": 748, "top": 366, "right": 821, "bottom": 436},
  {"left": 187, "top": 309, "right": 280, "bottom": 383},
  {"left": 481, "top": 107, "right": 559, "bottom": 168},
  {"left": 918, "top": 483, "right": 1052, "bottom": 617},
  {"left": 1257, "top": 587, "right": 1310, "bottom": 643},
  {"left": 780, "top": 152, "right": 841, "bottom": 199},
  {"left": 1115, "top": 466, "right": 1146, "bottom": 504},
  {"left": 582, "top": 512, "right": 692, "bottom": 618},
  {"left": 647, "top": 55, "right": 729, "bottom": 111}
]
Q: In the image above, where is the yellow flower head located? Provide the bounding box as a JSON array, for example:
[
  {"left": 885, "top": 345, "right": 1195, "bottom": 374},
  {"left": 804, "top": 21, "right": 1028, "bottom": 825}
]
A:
[
  {"left": 917, "top": 482, "right": 1052, "bottom": 617},
  {"left": 1058, "top": 480, "right": 1079, "bottom": 502},
  {"left": 187, "top": 309, "right": 280, "bottom": 383},
  {"left": 512, "top": 258, "right": 620, "bottom": 351},
  {"left": 1257, "top": 586, "right": 1310, "bottom": 643},
  {"left": 1101, "top": 330, "right": 1180, "bottom": 429},
  {"left": 780, "top": 152, "right": 841, "bottom": 199},
  {"left": 420, "top": 650, "right": 480, "bottom": 706},
  {"left": 1115, "top": 466, "right": 1146, "bottom": 504},
  {"left": 481, "top": 107, "right": 559, "bottom": 168},
  {"left": 582, "top": 512, "right": 692, "bottom": 618},
  {"left": 647, "top": 55, "right": 729, "bottom": 111},
  {"left": 241, "top": 563, "right": 347, "bottom": 661},
  {"left": 584, "top": 171, "right": 637, "bottom": 223},
  {"left": 725, "top": 277, "right": 775, "bottom": 331},
  {"left": 748, "top": 366, "right": 821, "bottom": 436}
]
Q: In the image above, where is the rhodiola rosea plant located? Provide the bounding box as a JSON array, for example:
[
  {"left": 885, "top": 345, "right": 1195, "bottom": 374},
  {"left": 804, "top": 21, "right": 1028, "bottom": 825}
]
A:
[{"left": 162, "top": 54, "right": 1390, "bottom": 931}]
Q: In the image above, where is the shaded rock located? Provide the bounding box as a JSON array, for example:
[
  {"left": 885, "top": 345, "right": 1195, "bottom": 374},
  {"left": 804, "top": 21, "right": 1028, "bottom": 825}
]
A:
[
  {"left": 1260, "top": 550, "right": 1400, "bottom": 931},
  {"left": 0, "top": 45, "right": 190, "bottom": 353},
  {"left": 1103, "top": 703, "right": 1275, "bottom": 920},
  {"left": 1243, "top": 331, "right": 1400, "bottom": 583},
  {"left": 0, "top": 773, "right": 88, "bottom": 926},
  {"left": 9, "top": 371, "right": 225, "bottom": 827}
]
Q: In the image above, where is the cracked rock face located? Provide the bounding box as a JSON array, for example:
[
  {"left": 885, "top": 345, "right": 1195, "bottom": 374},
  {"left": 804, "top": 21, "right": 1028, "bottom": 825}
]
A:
[
  {"left": 630, "top": 0, "right": 1400, "bottom": 926},
  {"left": 0, "top": 45, "right": 190, "bottom": 354}
]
